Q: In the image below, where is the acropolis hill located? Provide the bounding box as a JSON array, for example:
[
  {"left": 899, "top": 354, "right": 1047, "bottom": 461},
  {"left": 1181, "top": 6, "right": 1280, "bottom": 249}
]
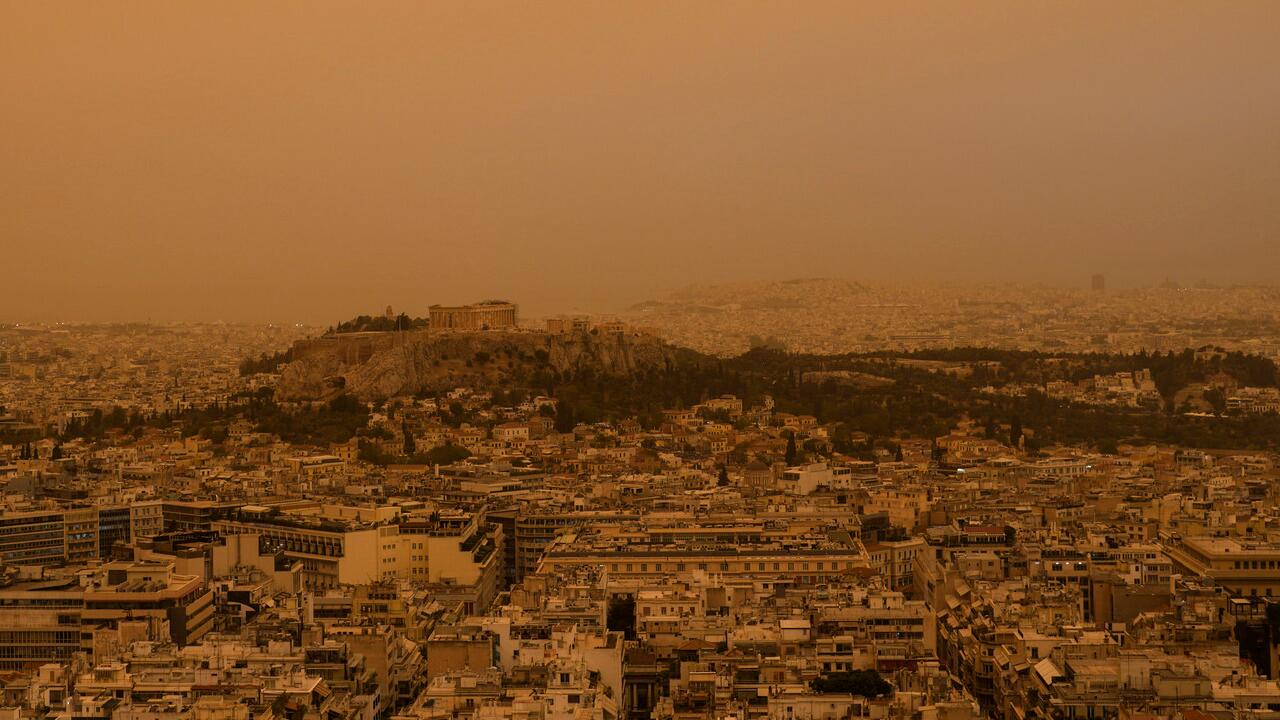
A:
[{"left": 276, "top": 327, "right": 697, "bottom": 401}]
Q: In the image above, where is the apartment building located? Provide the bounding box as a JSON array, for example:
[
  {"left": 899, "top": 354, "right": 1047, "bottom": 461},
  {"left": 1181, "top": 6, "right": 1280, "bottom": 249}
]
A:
[
  {"left": 0, "top": 503, "right": 170, "bottom": 568},
  {"left": 212, "top": 504, "right": 502, "bottom": 610},
  {"left": 0, "top": 509, "right": 67, "bottom": 566},
  {"left": 82, "top": 561, "right": 214, "bottom": 646},
  {"left": 0, "top": 574, "right": 85, "bottom": 670},
  {"left": 0, "top": 560, "right": 212, "bottom": 671},
  {"left": 489, "top": 509, "right": 640, "bottom": 585},
  {"left": 865, "top": 536, "right": 927, "bottom": 596},
  {"left": 212, "top": 505, "right": 382, "bottom": 590}
]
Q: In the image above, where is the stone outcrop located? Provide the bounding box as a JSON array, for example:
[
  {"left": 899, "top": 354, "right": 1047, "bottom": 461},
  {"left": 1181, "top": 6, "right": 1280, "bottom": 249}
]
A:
[{"left": 276, "top": 330, "right": 697, "bottom": 401}]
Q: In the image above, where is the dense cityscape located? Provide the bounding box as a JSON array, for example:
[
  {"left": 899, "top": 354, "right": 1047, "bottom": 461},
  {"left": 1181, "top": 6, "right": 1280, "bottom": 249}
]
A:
[
  {"left": 3, "top": 291, "right": 1280, "bottom": 720},
  {"left": 7, "top": 4, "right": 1279, "bottom": 719},
  {"left": 629, "top": 279, "right": 1280, "bottom": 358}
]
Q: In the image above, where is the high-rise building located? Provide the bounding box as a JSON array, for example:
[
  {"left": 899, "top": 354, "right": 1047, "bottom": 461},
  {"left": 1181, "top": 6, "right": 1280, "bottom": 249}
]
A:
[{"left": 1091, "top": 273, "right": 1106, "bottom": 291}]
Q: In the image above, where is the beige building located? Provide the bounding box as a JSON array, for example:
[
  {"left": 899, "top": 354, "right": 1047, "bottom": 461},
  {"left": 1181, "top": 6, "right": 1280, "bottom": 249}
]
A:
[
  {"left": 865, "top": 536, "right": 927, "bottom": 596},
  {"left": 863, "top": 488, "right": 932, "bottom": 531},
  {"left": 82, "top": 561, "right": 214, "bottom": 647},
  {"left": 1165, "top": 536, "right": 1280, "bottom": 598},
  {"left": 0, "top": 504, "right": 158, "bottom": 568},
  {"left": 0, "top": 560, "right": 213, "bottom": 671},
  {"left": 212, "top": 504, "right": 502, "bottom": 610},
  {"left": 425, "top": 625, "right": 496, "bottom": 679},
  {"left": 538, "top": 519, "right": 869, "bottom": 586}
]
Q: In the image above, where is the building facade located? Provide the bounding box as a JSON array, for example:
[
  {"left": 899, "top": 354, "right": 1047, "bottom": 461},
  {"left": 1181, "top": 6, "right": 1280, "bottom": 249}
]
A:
[{"left": 428, "top": 301, "right": 518, "bottom": 331}]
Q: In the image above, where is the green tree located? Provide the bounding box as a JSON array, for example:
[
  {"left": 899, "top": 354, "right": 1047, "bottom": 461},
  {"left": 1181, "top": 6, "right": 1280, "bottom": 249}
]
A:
[
  {"left": 200, "top": 424, "right": 230, "bottom": 444},
  {"left": 784, "top": 431, "right": 797, "bottom": 466},
  {"left": 358, "top": 442, "right": 392, "bottom": 466},
  {"left": 555, "top": 402, "right": 577, "bottom": 433},
  {"left": 423, "top": 443, "right": 471, "bottom": 466},
  {"left": 1204, "top": 388, "right": 1227, "bottom": 415},
  {"left": 1009, "top": 416, "right": 1023, "bottom": 449},
  {"left": 811, "top": 669, "right": 892, "bottom": 697},
  {"left": 402, "top": 421, "right": 415, "bottom": 456}
]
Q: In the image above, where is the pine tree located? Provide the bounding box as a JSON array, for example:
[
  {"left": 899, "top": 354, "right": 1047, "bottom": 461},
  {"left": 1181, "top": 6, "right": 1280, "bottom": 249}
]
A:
[
  {"left": 402, "top": 420, "right": 415, "bottom": 456},
  {"left": 785, "top": 432, "right": 797, "bottom": 466},
  {"left": 1009, "top": 416, "right": 1023, "bottom": 449},
  {"left": 718, "top": 465, "right": 730, "bottom": 486}
]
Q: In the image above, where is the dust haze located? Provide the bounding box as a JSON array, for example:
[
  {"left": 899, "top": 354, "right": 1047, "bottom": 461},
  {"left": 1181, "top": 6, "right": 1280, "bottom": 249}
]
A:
[{"left": 3, "top": 2, "right": 1278, "bottom": 322}]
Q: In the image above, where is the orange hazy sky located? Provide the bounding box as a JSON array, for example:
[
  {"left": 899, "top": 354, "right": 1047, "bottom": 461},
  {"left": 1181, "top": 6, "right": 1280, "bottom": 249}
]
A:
[{"left": 3, "top": 2, "right": 1278, "bottom": 322}]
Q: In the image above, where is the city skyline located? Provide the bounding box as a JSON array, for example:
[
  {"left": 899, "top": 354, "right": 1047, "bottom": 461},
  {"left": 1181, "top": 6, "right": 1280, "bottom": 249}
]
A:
[{"left": 3, "top": 274, "right": 1277, "bottom": 326}]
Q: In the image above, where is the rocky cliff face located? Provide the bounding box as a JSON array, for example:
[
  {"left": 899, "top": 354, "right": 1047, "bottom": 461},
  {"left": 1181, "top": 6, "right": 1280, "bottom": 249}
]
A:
[{"left": 276, "top": 330, "right": 697, "bottom": 401}]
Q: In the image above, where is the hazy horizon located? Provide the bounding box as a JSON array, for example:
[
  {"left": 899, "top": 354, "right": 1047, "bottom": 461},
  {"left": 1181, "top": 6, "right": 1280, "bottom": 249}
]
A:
[
  {"left": 4, "top": 2, "right": 1279, "bottom": 323},
  {"left": 5, "top": 275, "right": 1278, "bottom": 327}
]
